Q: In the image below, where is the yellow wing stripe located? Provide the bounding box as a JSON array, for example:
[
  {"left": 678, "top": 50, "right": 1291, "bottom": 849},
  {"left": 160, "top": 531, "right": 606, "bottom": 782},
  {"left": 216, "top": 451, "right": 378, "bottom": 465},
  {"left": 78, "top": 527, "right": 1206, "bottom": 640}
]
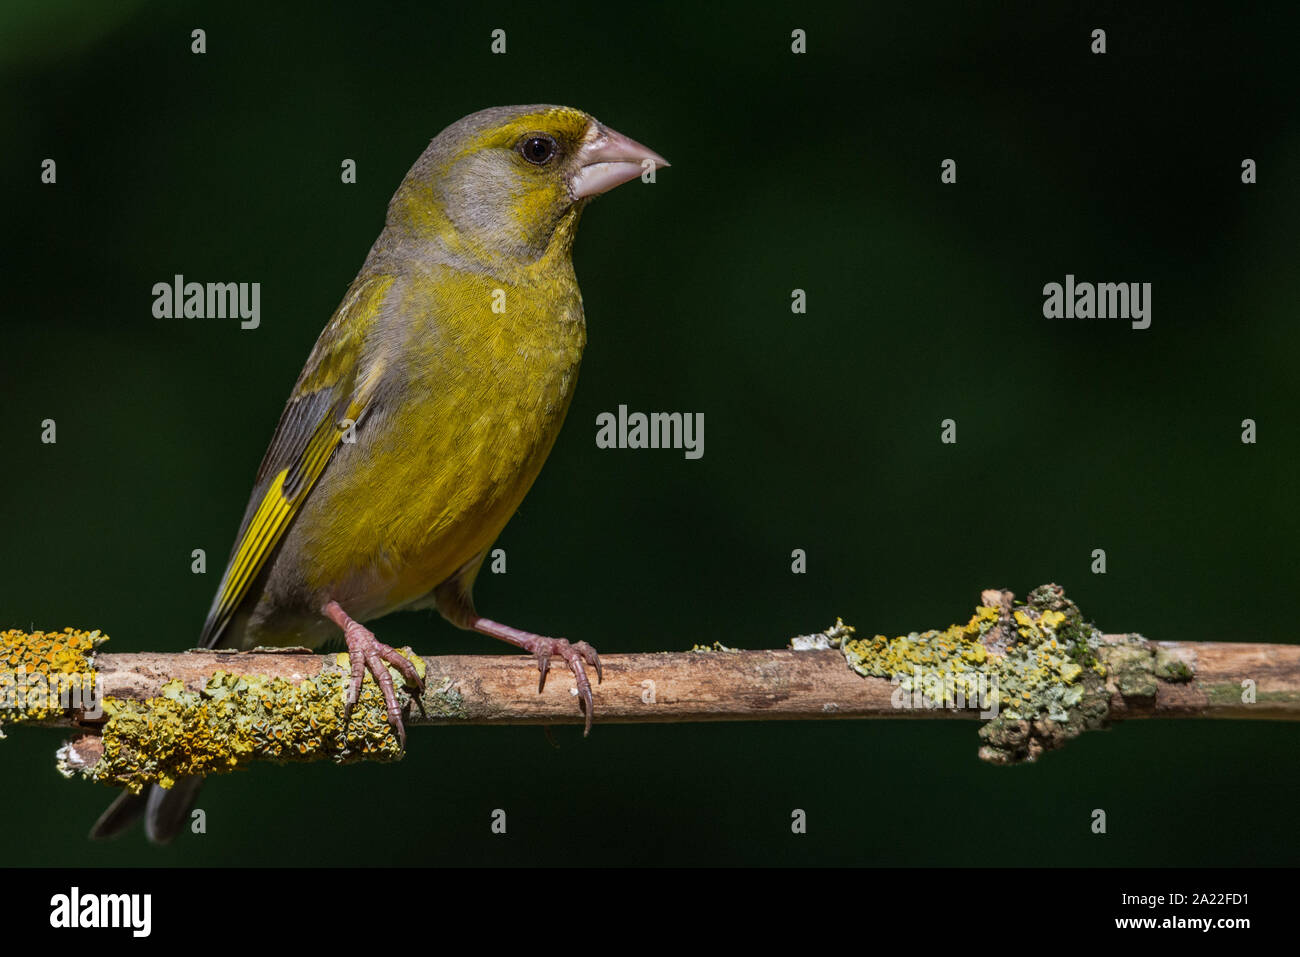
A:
[
  {"left": 209, "top": 414, "right": 350, "bottom": 638},
  {"left": 216, "top": 469, "right": 292, "bottom": 620},
  {"left": 224, "top": 474, "right": 288, "bottom": 596}
]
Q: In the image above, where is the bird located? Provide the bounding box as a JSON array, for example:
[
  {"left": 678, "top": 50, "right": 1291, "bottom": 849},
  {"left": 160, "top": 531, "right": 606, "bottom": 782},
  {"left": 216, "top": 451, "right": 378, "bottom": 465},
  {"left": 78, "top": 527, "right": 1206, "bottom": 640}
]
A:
[{"left": 91, "top": 104, "right": 668, "bottom": 842}]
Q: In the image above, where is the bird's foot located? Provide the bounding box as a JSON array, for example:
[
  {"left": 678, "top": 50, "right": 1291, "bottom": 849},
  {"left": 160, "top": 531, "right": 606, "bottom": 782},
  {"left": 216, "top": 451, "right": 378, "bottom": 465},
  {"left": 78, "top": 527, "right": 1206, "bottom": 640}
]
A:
[
  {"left": 472, "top": 618, "right": 602, "bottom": 735},
  {"left": 323, "top": 600, "right": 425, "bottom": 749}
]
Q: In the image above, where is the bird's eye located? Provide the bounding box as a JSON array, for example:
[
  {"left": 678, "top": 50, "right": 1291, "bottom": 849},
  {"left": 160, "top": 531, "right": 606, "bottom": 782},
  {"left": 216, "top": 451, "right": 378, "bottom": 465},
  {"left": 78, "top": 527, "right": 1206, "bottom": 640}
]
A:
[{"left": 518, "top": 135, "right": 558, "bottom": 165}]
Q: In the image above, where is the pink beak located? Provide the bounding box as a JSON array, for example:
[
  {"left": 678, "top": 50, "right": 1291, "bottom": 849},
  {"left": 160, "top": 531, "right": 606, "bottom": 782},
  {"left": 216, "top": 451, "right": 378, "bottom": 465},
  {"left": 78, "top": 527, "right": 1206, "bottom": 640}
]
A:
[{"left": 570, "top": 124, "right": 669, "bottom": 200}]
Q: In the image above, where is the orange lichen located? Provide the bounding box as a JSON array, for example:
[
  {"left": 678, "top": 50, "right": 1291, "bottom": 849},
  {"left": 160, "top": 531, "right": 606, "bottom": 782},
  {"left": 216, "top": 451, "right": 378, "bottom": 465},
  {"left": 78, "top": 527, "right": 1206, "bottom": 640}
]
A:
[{"left": 0, "top": 628, "right": 105, "bottom": 730}]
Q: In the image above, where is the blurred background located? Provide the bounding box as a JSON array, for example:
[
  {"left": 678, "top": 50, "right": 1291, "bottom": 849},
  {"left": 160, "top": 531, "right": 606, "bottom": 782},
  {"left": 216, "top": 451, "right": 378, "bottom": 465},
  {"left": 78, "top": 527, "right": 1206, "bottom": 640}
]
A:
[{"left": 2, "top": 0, "right": 1297, "bottom": 866}]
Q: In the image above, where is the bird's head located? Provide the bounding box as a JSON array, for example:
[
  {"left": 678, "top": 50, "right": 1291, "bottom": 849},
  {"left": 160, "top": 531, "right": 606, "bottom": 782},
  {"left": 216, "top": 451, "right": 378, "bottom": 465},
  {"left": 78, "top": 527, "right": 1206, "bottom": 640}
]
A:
[{"left": 392, "top": 104, "right": 668, "bottom": 273}]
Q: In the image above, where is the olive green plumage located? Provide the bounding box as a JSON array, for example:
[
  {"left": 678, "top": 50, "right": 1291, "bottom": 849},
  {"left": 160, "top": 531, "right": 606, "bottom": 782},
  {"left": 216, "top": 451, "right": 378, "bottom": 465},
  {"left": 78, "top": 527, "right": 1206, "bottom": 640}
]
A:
[
  {"left": 208, "top": 104, "right": 597, "bottom": 650},
  {"left": 92, "top": 104, "right": 666, "bottom": 843}
]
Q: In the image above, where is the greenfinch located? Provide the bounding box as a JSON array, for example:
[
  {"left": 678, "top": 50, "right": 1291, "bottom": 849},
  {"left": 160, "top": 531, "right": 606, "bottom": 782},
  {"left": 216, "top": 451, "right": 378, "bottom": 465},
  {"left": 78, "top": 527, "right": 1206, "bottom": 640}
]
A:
[{"left": 92, "top": 104, "right": 668, "bottom": 842}]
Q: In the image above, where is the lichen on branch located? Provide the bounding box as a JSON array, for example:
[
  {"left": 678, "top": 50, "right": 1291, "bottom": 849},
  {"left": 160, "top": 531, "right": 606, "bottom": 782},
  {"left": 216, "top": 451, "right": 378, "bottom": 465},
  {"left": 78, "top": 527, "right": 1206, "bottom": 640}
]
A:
[
  {"left": 87, "top": 666, "right": 409, "bottom": 792},
  {"left": 816, "top": 584, "right": 1194, "bottom": 763},
  {"left": 0, "top": 627, "right": 105, "bottom": 733},
  {"left": 3, "top": 583, "right": 1295, "bottom": 792}
]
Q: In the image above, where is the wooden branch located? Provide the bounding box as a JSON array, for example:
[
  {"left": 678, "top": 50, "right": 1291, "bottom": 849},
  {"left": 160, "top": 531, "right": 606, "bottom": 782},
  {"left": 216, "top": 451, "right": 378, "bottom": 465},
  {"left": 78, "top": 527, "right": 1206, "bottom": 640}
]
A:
[
  {"left": 19, "top": 640, "right": 1300, "bottom": 729},
  {"left": 3, "top": 584, "right": 1298, "bottom": 790}
]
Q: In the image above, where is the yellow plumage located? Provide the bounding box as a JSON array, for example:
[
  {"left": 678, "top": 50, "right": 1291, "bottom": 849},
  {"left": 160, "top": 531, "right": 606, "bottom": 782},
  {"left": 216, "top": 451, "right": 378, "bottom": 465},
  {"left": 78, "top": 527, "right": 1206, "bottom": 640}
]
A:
[{"left": 92, "top": 104, "right": 667, "bottom": 844}]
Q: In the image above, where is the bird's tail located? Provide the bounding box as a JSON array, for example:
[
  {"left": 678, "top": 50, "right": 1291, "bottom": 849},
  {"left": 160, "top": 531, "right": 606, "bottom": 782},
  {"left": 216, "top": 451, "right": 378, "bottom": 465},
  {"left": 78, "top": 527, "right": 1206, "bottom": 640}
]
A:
[{"left": 89, "top": 777, "right": 204, "bottom": 844}]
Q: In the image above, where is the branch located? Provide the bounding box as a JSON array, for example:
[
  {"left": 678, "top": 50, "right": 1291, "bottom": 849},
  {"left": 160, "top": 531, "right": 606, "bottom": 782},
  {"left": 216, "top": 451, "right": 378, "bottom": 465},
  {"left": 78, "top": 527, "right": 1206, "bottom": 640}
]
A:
[{"left": 2, "top": 584, "right": 1297, "bottom": 792}]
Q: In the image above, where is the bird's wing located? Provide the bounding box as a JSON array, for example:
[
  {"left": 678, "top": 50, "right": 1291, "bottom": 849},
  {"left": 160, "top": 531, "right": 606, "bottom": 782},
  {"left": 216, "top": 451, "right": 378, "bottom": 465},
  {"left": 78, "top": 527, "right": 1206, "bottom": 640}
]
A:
[{"left": 198, "top": 274, "right": 394, "bottom": 648}]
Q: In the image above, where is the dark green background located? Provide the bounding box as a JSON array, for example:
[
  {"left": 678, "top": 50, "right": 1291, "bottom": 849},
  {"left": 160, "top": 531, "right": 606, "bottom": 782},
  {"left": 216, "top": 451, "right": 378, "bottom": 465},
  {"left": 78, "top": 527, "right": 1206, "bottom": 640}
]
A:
[{"left": 3, "top": 1, "right": 1297, "bottom": 866}]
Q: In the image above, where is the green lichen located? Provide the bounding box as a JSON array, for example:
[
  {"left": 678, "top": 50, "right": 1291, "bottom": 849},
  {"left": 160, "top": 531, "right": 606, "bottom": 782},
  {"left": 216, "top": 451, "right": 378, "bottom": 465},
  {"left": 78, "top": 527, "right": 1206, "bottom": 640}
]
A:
[
  {"left": 1106, "top": 639, "right": 1158, "bottom": 698},
  {"left": 1154, "top": 646, "right": 1194, "bottom": 682},
  {"left": 690, "top": 641, "right": 741, "bottom": 653},
  {"left": 0, "top": 628, "right": 105, "bottom": 735},
  {"left": 826, "top": 584, "right": 1115, "bottom": 764},
  {"left": 83, "top": 650, "right": 454, "bottom": 793},
  {"left": 790, "top": 619, "right": 855, "bottom": 651},
  {"left": 420, "top": 674, "right": 467, "bottom": 720}
]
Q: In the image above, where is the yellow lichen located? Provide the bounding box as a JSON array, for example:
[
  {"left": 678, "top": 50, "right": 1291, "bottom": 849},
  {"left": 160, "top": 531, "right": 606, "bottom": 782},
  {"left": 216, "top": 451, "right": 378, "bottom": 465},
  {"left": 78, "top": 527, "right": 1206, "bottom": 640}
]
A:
[
  {"left": 0, "top": 628, "right": 105, "bottom": 732},
  {"left": 830, "top": 584, "right": 1115, "bottom": 763},
  {"left": 690, "top": 641, "right": 741, "bottom": 653},
  {"left": 5, "top": 629, "right": 462, "bottom": 787},
  {"left": 91, "top": 651, "right": 449, "bottom": 793}
]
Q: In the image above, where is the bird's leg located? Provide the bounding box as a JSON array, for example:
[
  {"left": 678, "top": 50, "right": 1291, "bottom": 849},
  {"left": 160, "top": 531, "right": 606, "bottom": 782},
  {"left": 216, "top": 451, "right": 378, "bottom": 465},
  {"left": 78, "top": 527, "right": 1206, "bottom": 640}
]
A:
[
  {"left": 322, "top": 600, "right": 425, "bottom": 749},
  {"left": 471, "top": 618, "right": 602, "bottom": 735}
]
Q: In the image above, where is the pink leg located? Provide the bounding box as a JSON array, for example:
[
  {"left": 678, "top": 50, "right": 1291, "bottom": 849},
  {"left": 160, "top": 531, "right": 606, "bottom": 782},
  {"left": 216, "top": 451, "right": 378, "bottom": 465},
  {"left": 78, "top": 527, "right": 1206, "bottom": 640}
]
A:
[
  {"left": 472, "top": 618, "right": 602, "bottom": 735},
  {"left": 323, "top": 600, "right": 425, "bottom": 749}
]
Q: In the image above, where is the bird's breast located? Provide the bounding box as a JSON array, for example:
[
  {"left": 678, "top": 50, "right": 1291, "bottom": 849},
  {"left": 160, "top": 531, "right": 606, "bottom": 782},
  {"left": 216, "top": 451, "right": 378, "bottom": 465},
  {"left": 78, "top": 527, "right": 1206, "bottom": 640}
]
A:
[{"left": 299, "top": 268, "right": 586, "bottom": 617}]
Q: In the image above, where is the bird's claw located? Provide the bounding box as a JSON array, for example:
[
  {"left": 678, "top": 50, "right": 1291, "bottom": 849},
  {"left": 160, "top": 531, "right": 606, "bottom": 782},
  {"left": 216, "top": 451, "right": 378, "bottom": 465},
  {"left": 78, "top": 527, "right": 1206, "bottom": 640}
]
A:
[
  {"left": 338, "top": 624, "right": 425, "bottom": 751},
  {"left": 530, "top": 637, "right": 602, "bottom": 736}
]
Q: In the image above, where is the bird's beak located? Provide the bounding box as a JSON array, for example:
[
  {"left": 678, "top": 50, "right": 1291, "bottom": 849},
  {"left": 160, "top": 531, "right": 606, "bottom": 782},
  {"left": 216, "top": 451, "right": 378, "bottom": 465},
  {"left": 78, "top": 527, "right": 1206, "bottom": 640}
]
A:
[{"left": 569, "top": 124, "right": 669, "bottom": 200}]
